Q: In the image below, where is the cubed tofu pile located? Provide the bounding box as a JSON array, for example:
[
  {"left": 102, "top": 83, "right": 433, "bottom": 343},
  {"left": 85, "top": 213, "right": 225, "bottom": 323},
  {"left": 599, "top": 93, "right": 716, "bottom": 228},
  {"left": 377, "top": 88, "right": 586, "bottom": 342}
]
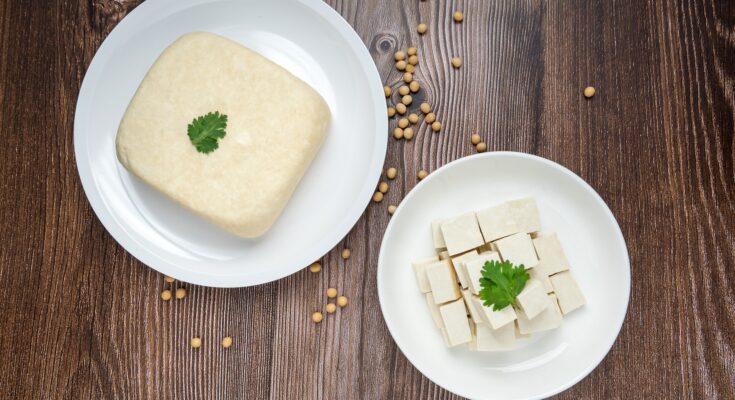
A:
[{"left": 412, "top": 197, "right": 586, "bottom": 351}]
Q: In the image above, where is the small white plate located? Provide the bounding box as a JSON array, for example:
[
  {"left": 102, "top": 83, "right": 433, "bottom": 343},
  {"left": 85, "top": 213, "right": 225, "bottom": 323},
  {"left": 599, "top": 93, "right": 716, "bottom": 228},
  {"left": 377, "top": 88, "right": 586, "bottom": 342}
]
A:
[
  {"left": 74, "top": 0, "right": 387, "bottom": 287},
  {"left": 378, "top": 152, "right": 630, "bottom": 400}
]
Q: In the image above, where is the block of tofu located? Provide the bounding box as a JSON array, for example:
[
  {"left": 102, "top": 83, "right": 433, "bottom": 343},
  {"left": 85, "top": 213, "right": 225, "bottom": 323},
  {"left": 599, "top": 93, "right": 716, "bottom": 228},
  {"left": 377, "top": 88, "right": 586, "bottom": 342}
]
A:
[
  {"left": 461, "top": 290, "right": 484, "bottom": 324},
  {"left": 439, "top": 327, "right": 452, "bottom": 347},
  {"left": 532, "top": 233, "right": 571, "bottom": 275},
  {"left": 425, "top": 260, "right": 461, "bottom": 304},
  {"left": 439, "top": 299, "right": 473, "bottom": 347},
  {"left": 550, "top": 271, "right": 586, "bottom": 314},
  {"left": 516, "top": 294, "right": 563, "bottom": 334},
  {"left": 470, "top": 321, "right": 516, "bottom": 351},
  {"left": 450, "top": 250, "right": 479, "bottom": 289},
  {"left": 440, "top": 213, "right": 485, "bottom": 256},
  {"left": 472, "top": 297, "right": 517, "bottom": 329},
  {"left": 506, "top": 197, "right": 542, "bottom": 233},
  {"left": 516, "top": 279, "right": 552, "bottom": 319},
  {"left": 431, "top": 219, "right": 448, "bottom": 250},
  {"left": 464, "top": 251, "right": 502, "bottom": 294},
  {"left": 476, "top": 203, "right": 520, "bottom": 242},
  {"left": 116, "top": 32, "right": 330, "bottom": 238},
  {"left": 529, "top": 266, "right": 554, "bottom": 293},
  {"left": 412, "top": 256, "right": 440, "bottom": 293},
  {"left": 494, "top": 232, "right": 539, "bottom": 268},
  {"left": 425, "top": 292, "right": 445, "bottom": 329}
]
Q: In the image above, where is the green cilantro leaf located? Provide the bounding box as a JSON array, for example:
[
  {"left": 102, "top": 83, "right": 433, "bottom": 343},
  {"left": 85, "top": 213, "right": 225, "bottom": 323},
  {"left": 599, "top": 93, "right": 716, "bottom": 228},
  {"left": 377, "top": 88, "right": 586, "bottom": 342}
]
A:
[
  {"left": 478, "top": 259, "right": 530, "bottom": 311},
  {"left": 187, "top": 111, "right": 228, "bottom": 154}
]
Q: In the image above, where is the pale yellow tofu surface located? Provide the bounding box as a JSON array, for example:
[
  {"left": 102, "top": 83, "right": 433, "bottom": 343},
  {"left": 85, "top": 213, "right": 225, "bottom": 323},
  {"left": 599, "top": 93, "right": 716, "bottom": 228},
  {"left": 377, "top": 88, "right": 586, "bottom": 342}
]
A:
[
  {"left": 440, "top": 213, "right": 485, "bottom": 255},
  {"left": 494, "top": 232, "right": 540, "bottom": 269},
  {"left": 425, "top": 292, "right": 445, "bottom": 329},
  {"left": 412, "top": 256, "right": 440, "bottom": 293},
  {"left": 431, "top": 219, "right": 448, "bottom": 250},
  {"left": 516, "top": 294, "right": 563, "bottom": 334},
  {"left": 532, "top": 233, "right": 571, "bottom": 275},
  {"left": 507, "top": 197, "right": 542, "bottom": 233},
  {"left": 473, "top": 297, "right": 518, "bottom": 329},
  {"left": 450, "top": 250, "right": 479, "bottom": 289},
  {"left": 529, "top": 265, "right": 554, "bottom": 293},
  {"left": 461, "top": 289, "right": 484, "bottom": 324},
  {"left": 464, "top": 251, "right": 502, "bottom": 295},
  {"left": 516, "top": 279, "right": 552, "bottom": 319},
  {"left": 475, "top": 203, "right": 520, "bottom": 242},
  {"left": 550, "top": 271, "right": 586, "bottom": 314},
  {"left": 471, "top": 321, "right": 516, "bottom": 351},
  {"left": 439, "top": 299, "right": 473, "bottom": 347},
  {"left": 116, "top": 32, "right": 330, "bottom": 238},
  {"left": 425, "top": 260, "right": 461, "bottom": 304}
]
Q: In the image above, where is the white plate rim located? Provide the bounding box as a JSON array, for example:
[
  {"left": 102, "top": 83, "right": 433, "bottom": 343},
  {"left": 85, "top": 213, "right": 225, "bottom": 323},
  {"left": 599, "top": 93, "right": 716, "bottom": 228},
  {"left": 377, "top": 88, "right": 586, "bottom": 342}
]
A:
[
  {"left": 74, "top": 0, "right": 388, "bottom": 287},
  {"left": 377, "top": 151, "right": 631, "bottom": 399}
]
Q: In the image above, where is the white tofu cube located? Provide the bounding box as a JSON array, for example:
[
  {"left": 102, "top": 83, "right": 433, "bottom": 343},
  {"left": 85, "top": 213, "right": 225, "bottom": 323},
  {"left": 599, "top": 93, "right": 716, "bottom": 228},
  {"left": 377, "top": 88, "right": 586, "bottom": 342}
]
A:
[
  {"left": 461, "top": 290, "right": 484, "bottom": 324},
  {"left": 516, "top": 279, "right": 552, "bottom": 319},
  {"left": 425, "top": 292, "right": 444, "bottom": 329},
  {"left": 425, "top": 259, "right": 461, "bottom": 304},
  {"left": 506, "top": 197, "right": 541, "bottom": 233},
  {"left": 471, "top": 321, "right": 516, "bottom": 351},
  {"left": 494, "top": 232, "right": 539, "bottom": 268},
  {"left": 476, "top": 203, "right": 520, "bottom": 242},
  {"left": 529, "top": 265, "right": 554, "bottom": 293},
  {"left": 550, "top": 271, "right": 586, "bottom": 314},
  {"left": 450, "top": 250, "right": 478, "bottom": 289},
  {"left": 464, "top": 251, "right": 502, "bottom": 295},
  {"left": 472, "top": 297, "right": 517, "bottom": 329},
  {"left": 440, "top": 213, "right": 485, "bottom": 256},
  {"left": 532, "top": 233, "right": 571, "bottom": 275},
  {"left": 439, "top": 299, "right": 473, "bottom": 347},
  {"left": 431, "top": 219, "right": 448, "bottom": 250},
  {"left": 516, "top": 294, "right": 563, "bottom": 334},
  {"left": 412, "top": 256, "right": 439, "bottom": 293}
]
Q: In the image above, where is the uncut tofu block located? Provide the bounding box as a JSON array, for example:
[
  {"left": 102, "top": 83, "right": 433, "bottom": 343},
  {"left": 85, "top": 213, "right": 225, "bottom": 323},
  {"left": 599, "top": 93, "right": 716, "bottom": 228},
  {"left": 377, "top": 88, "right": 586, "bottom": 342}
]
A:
[
  {"left": 532, "top": 233, "right": 571, "bottom": 275},
  {"left": 506, "top": 198, "right": 542, "bottom": 233},
  {"left": 461, "top": 290, "right": 484, "bottom": 324},
  {"left": 550, "top": 271, "right": 586, "bottom": 314},
  {"left": 516, "top": 279, "right": 552, "bottom": 319},
  {"left": 516, "top": 294, "right": 563, "bottom": 334},
  {"left": 464, "top": 251, "right": 502, "bottom": 295},
  {"left": 439, "top": 299, "right": 473, "bottom": 347},
  {"left": 451, "top": 250, "right": 479, "bottom": 289},
  {"left": 472, "top": 297, "right": 518, "bottom": 329},
  {"left": 440, "top": 213, "right": 485, "bottom": 256},
  {"left": 412, "top": 256, "right": 440, "bottom": 293},
  {"left": 470, "top": 321, "right": 516, "bottom": 351},
  {"left": 425, "top": 260, "right": 461, "bottom": 304},
  {"left": 425, "top": 292, "right": 445, "bottom": 329},
  {"left": 116, "top": 32, "right": 330, "bottom": 238},
  {"left": 476, "top": 203, "right": 520, "bottom": 242},
  {"left": 431, "top": 219, "right": 448, "bottom": 250},
  {"left": 494, "top": 232, "right": 539, "bottom": 269}
]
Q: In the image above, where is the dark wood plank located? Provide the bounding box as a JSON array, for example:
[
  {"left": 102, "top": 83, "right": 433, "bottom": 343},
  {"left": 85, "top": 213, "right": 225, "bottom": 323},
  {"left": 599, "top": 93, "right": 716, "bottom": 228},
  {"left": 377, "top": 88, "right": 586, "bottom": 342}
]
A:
[{"left": 0, "top": 0, "right": 732, "bottom": 399}]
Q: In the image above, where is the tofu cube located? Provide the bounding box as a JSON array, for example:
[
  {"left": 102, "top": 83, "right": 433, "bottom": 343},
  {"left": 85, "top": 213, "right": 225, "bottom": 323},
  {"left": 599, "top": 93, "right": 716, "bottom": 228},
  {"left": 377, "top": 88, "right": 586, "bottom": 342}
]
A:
[
  {"left": 464, "top": 251, "right": 502, "bottom": 295},
  {"left": 470, "top": 321, "right": 516, "bottom": 351},
  {"left": 425, "top": 292, "right": 445, "bottom": 329},
  {"left": 431, "top": 219, "right": 448, "bottom": 250},
  {"left": 494, "top": 232, "right": 539, "bottom": 269},
  {"left": 412, "top": 256, "right": 439, "bottom": 293},
  {"left": 439, "top": 299, "right": 473, "bottom": 347},
  {"left": 516, "top": 279, "right": 552, "bottom": 319},
  {"left": 476, "top": 203, "right": 520, "bottom": 242},
  {"left": 439, "top": 327, "right": 452, "bottom": 347},
  {"left": 450, "top": 250, "right": 479, "bottom": 289},
  {"left": 425, "top": 260, "right": 461, "bottom": 304},
  {"left": 550, "top": 271, "right": 586, "bottom": 314},
  {"left": 506, "top": 197, "right": 541, "bottom": 233},
  {"left": 472, "top": 297, "right": 517, "bottom": 329},
  {"left": 440, "top": 213, "right": 485, "bottom": 256},
  {"left": 461, "top": 290, "right": 484, "bottom": 324},
  {"left": 516, "top": 294, "right": 563, "bottom": 334},
  {"left": 532, "top": 233, "right": 571, "bottom": 275},
  {"left": 529, "top": 266, "right": 554, "bottom": 293}
]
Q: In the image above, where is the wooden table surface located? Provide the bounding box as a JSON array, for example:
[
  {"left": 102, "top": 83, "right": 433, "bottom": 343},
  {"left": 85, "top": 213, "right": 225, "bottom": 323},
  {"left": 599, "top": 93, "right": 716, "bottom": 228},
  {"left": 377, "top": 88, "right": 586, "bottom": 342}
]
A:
[{"left": 1, "top": 0, "right": 733, "bottom": 399}]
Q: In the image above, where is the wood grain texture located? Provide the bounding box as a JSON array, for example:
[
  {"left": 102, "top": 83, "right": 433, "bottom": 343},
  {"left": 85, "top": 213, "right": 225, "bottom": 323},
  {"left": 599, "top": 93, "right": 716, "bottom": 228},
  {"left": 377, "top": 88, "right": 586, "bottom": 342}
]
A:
[{"left": 0, "top": 0, "right": 733, "bottom": 399}]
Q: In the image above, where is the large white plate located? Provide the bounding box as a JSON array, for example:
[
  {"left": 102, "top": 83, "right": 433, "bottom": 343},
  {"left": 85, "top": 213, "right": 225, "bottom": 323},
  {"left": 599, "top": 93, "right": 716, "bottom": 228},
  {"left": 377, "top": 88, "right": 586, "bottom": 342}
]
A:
[
  {"left": 378, "top": 152, "right": 630, "bottom": 400},
  {"left": 75, "top": 0, "right": 387, "bottom": 287}
]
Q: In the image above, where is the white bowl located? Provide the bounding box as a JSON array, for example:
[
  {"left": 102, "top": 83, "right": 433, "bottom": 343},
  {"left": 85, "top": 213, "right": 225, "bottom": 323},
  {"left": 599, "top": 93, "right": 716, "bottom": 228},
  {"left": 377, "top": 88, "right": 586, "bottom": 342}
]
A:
[
  {"left": 74, "top": 0, "right": 387, "bottom": 287},
  {"left": 377, "top": 152, "right": 630, "bottom": 400}
]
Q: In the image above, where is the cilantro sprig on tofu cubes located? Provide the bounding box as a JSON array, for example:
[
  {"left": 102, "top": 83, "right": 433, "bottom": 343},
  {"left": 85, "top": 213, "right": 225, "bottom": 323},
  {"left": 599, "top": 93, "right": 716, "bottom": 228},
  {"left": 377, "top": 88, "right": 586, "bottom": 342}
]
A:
[{"left": 412, "top": 197, "right": 586, "bottom": 351}]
